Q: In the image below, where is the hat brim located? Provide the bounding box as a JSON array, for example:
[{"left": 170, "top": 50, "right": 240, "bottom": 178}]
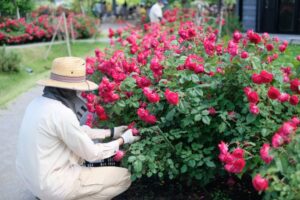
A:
[{"left": 37, "top": 78, "right": 98, "bottom": 91}]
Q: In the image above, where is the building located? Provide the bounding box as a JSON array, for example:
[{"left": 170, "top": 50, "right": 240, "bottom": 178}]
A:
[{"left": 237, "top": 0, "right": 300, "bottom": 34}]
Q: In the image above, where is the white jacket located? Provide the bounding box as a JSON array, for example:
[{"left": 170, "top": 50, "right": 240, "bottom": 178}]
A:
[
  {"left": 16, "top": 96, "right": 119, "bottom": 200},
  {"left": 149, "top": 3, "right": 163, "bottom": 23}
]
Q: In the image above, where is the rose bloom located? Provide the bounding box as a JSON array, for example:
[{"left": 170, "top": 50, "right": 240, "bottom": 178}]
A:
[
  {"left": 240, "top": 51, "right": 249, "bottom": 59},
  {"left": 252, "top": 73, "right": 262, "bottom": 84},
  {"left": 249, "top": 103, "right": 259, "bottom": 115},
  {"left": 272, "top": 133, "right": 284, "bottom": 148},
  {"left": 224, "top": 158, "right": 246, "bottom": 174},
  {"left": 165, "top": 89, "right": 179, "bottom": 105},
  {"left": 267, "top": 86, "right": 281, "bottom": 100},
  {"left": 297, "top": 55, "right": 300, "bottom": 61},
  {"left": 252, "top": 174, "right": 268, "bottom": 192},
  {"left": 260, "top": 70, "right": 273, "bottom": 83},
  {"left": 218, "top": 141, "right": 228, "bottom": 154},
  {"left": 290, "top": 79, "right": 300, "bottom": 93},
  {"left": 289, "top": 95, "right": 299, "bottom": 106},
  {"left": 277, "top": 93, "right": 290, "bottom": 103},
  {"left": 247, "top": 91, "right": 259, "bottom": 103},
  {"left": 260, "top": 143, "right": 273, "bottom": 164}
]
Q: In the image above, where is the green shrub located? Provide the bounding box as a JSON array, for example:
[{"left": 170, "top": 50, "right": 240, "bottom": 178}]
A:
[{"left": 0, "top": 47, "right": 21, "bottom": 72}]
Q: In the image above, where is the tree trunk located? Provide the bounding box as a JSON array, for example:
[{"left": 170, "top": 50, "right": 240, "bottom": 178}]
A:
[{"left": 13, "top": 0, "right": 20, "bottom": 19}]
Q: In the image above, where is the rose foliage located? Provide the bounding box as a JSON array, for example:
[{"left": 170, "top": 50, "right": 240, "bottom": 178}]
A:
[{"left": 83, "top": 8, "right": 300, "bottom": 198}]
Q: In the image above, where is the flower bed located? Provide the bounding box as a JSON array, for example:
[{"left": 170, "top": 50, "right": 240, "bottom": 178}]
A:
[
  {"left": 84, "top": 8, "right": 300, "bottom": 198},
  {"left": 0, "top": 7, "right": 99, "bottom": 45}
]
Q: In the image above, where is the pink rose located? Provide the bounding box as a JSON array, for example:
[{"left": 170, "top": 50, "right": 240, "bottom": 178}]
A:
[
  {"left": 272, "top": 133, "right": 284, "bottom": 148},
  {"left": 278, "top": 93, "right": 290, "bottom": 103},
  {"left": 165, "top": 89, "right": 179, "bottom": 105},
  {"left": 252, "top": 174, "right": 268, "bottom": 192},
  {"left": 113, "top": 150, "right": 125, "bottom": 162},
  {"left": 249, "top": 103, "right": 260, "bottom": 115},
  {"left": 260, "top": 143, "right": 273, "bottom": 164}
]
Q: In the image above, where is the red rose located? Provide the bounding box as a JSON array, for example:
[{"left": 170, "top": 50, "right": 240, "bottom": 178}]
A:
[
  {"left": 260, "top": 70, "right": 273, "bottom": 83},
  {"left": 143, "top": 87, "right": 160, "bottom": 103},
  {"left": 267, "top": 86, "right": 281, "bottom": 100},
  {"left": 265, "top": 43, "right": 274, "bottom": 51},
  {"left": 297, "top": 55, "right": 300, "bottom": 61},
  {"left": 252, "top": 174, "right": 268, "bottom": 192},
  {"left": 251, "top": 73, "right": 262, "bottom": 84},
  {"left": 224, "top": 158, "right": 246, "bottom": 174},
  {"left": 95, "top": 105, "right": 108, "bottom": 121},
  {"left": 165, "top": 89, "right": 179, "bottom": 105},
  {"left": 240, "top": 51, "right": 249, "bottom": 59},
  {"left": 290, "top": 79, "right": 300, "bottom": 93},
  {"left": 247, "top": 91, "right": 259, "bottom": 103},
  {"left": 232, "top": 148, "right": 244, "bottom": 159},
  {"left": 289, "top": 95, "right": 299, "bottom": 105}
]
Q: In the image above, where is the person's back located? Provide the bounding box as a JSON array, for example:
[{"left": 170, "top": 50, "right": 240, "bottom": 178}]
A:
[
  {"left": 16, "top": 96, "right": 81, "bottom": 199},
  {"left": 149, "top": 2, "right": 162, "bottom": 23}
]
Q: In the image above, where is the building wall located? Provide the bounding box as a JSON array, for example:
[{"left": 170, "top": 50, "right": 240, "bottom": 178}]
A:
[{"left": 242, "top": 0, "right": 257, "bottom": 31}]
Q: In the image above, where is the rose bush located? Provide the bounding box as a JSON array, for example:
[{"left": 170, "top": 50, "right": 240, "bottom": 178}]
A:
[
  {"left": 83, "top": 8, "right": 300, "bottom": 198},
  {"left": 0, "top": 6, "right": 99, "bottom": 45}
]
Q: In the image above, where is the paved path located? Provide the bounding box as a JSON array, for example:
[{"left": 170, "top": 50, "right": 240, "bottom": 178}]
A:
[{"left": 0, "top": 86, "right": 43, "bottom": 200}]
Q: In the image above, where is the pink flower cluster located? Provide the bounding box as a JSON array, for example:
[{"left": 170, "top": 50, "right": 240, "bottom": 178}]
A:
[
  {"left": 98, "top": 77, "right": 119, "bottom": 103},
  {"left": 218, "top": 142, "right": 246, "bottom": 174},
  {"left": 244, "top": 87, "right": 260, "bottom": 115},
  {"left": 137, "top": 108, "right": 157, "bottom": 124}
]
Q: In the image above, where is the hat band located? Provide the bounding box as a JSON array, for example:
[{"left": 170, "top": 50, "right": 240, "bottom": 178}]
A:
[{"left": 50, "top": 73, "right": 86, "bottom": 83}]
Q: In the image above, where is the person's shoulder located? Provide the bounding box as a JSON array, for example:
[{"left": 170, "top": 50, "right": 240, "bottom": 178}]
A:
[{"left": 38, "top": 96, "right": 72, "bottom": 114}]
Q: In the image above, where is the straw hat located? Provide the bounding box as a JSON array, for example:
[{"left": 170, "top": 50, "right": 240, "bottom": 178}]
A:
[{"left": 37, "top": 57, "right": 98, "bottom": 91}]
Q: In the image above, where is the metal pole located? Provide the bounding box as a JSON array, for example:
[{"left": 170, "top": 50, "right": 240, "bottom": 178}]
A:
[
  {"left": 44, "top": 15, "right": 63, "bottom": 59},
  {"left": 62, "top": 12, "right": 72, "bottom": 56}
]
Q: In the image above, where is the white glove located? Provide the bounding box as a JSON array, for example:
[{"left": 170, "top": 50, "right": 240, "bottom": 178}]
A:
[
  {"left": 112, "top": 126, "right": 128, "bottom": 139},
  {"left": 121, "top": 129, "right": 141, "bottom": 144}
]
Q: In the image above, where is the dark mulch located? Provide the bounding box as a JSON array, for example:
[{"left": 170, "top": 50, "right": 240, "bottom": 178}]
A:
[{"left": 113, "top": 175, "right": 262, "bottom": 200}]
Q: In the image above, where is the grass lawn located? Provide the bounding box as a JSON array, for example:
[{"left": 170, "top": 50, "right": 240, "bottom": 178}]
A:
[{"left": 0, "top": 41, "right": 106, "bottom": 107}]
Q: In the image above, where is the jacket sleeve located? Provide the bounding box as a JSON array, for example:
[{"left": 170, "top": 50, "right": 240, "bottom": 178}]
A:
[
  {"left": 81, "top": 125, "right": 110, "bottom": 140},
  {"left": 55, "top": 109, "right": 119, "bottom": 162}
]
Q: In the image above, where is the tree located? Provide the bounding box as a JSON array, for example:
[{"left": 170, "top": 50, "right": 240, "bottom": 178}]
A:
[{"left": 0, "top": 0, "right": 34, "bottom": 18}]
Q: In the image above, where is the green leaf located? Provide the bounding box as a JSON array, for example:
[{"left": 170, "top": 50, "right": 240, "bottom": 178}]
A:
[
  {"left": 202, "top": 110, "right": 209, "bottom": 115},
  {"left": 246, "top": 113, "right": 257, "bottom": 124},
  {"left": 134, "top": 160, "right": 143, "bottom": 173},
  {"left": 194, "top": 114, "right": 202, "bottom": 121},
  {"left": 117, "top": 100, "right": 126, "bottom": 108},
  {"left": 166, "top": 108, "right": 176, "bottom": 121},
  {"left": 205, "top": 160, "right": 216, "bottom": 168},
  {"left": 202, "top": 116, "right": 211, "bottom": 125},
  {"left": 128, "top": 156, "right": 136, "bottom": 163},
  {"left": 181, "top": 165, "right": 187, "bottom": 173},
  {"left": 188, "top": 160, "right": 196, "bottom": 167},
  {"left": 138, "top": 155, "right": 146, "bottom": 161}
]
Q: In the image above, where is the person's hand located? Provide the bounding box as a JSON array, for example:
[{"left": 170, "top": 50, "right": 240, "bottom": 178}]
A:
[
  {"left": 112, "top": 126, "right": 128, "bottom": 139},
  {"left": 121, "top": 129, "right": 141, "bottom": 144}
]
